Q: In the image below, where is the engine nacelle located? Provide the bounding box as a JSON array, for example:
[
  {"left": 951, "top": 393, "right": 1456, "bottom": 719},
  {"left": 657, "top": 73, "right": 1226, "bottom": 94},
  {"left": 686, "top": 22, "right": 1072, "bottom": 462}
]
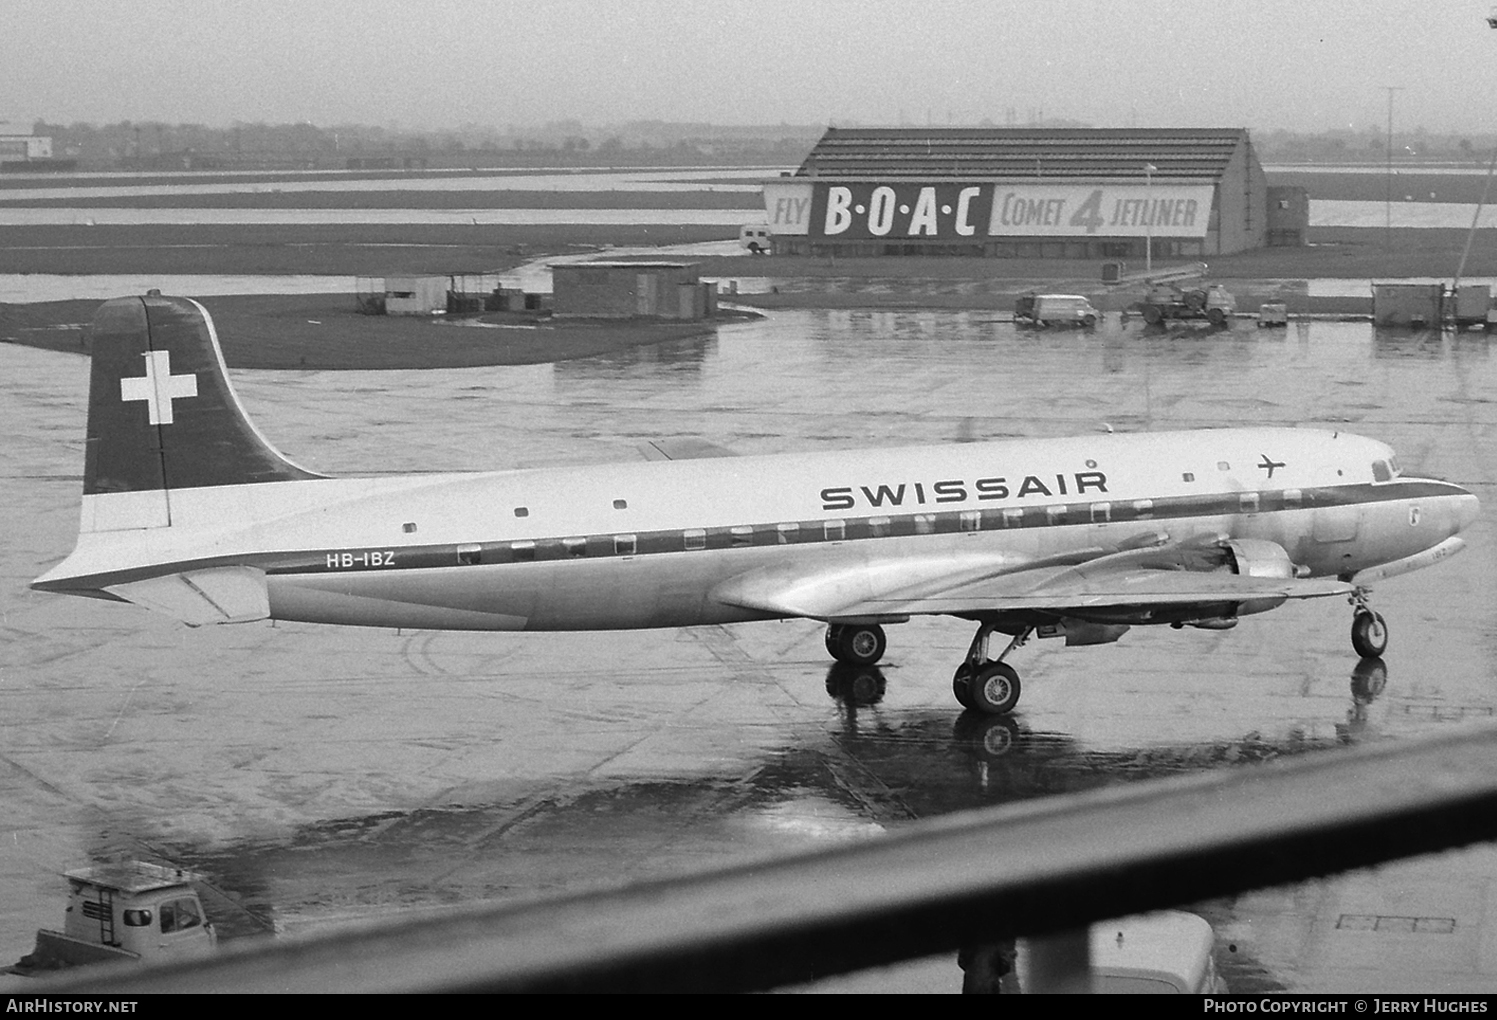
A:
[{"left": 1223, "top": 538, "right": 1296, "bottom": 579}]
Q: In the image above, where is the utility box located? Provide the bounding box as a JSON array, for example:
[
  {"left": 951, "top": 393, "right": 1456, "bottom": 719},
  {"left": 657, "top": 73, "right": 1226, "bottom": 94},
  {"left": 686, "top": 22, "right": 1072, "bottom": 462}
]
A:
[
  {"left": 1453, "top": 284, "right": 1493, "bottom": 330},
  {"left": 1372, "top": 283, "right": 1444, "bottom": 327},
  {"left": 1101, "top": 261, "right": 1125, "bottom": 283}
]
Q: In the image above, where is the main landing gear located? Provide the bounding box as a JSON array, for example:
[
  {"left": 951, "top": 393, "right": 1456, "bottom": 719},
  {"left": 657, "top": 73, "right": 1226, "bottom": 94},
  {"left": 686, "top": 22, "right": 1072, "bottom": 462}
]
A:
[
  {"left": 951, "top": 621, "right": 1032, "bottom": 716},
  {"left": 825, "top": 623, "right": 887, "bottom": 666},
  {"left": 1350, "top": 591, "right": 1389, "bottom": 659}
]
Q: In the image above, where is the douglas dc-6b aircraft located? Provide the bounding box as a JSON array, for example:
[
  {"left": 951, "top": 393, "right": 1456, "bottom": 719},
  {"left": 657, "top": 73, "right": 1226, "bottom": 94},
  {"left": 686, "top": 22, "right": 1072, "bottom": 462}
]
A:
[{"left": 34, "top": 295, "right": 1479, "bottom": 715}]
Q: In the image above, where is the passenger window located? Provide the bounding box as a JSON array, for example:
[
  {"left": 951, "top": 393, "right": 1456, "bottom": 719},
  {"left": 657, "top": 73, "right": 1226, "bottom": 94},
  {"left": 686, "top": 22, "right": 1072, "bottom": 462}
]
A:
[
  {"left": 1046, "top": 505, "right": 1068, "bottom": 525},
  {"left": 1218, "top": 461, "right": 1230, "bottom": 471},
  {"left": 1182, "top": 472, "right": 1195, "bottom": 483},
  {"left": 1002, "top": 508, "right": 1024, "bottom": 528},
  {"left": 563, "top": 537, "right": 587, "bottom": 558},
  {"left": 913, "top": 514, "right": 935, "bottom": 535},
  {"left": 1132, "top": 498, "right": 1154, "bottom": 518},
  {"left": 456, "top": 543, "right": 481, "bottom": 566},
  {"left": 959, "top": 510, "right": 981, "bottom": 532},
  {"left": 1090, "top": 502, "right": 1111, "bottom": 523},
  {"left": 683, "top": 529, "right": 706, "bottom": 551},
  {"left": 824, "top": 520, "right": 845, "bottom": 541},
  {"left": 868, "top": 516, "right": 890, "bottom": 538},
  {"left": 1240, "top": 492, "right": 1260, "bottom": 513},
  {"left": 613, "top": 534, "right": 636, "bottom": 556},
  {"left": 511, "top": 540, "right": 535, "bottom": 561},
  {"left": 777, "top": 522, "right": 799, "bottom": 544},
  {"left": 1283, "top": 488, "right": 1302, "bottom": 507},
  {"left": 731, "top": 526, "right": 754, "bottom": 547}
]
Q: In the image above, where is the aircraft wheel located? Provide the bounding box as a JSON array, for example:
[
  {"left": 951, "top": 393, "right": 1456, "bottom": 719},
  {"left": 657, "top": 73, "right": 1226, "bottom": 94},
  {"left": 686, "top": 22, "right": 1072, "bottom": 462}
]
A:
[
  {"left": 1208, "top": 307, "right": 1227, "bottom": 326},
  {"left": 952, "top": 664, "right": 975, "bottom": 710},
  {"left": 834, "top": 624, "right": 886, "bottom": 666},
  {"left": 824, "top": 624, "right": 843, "bottom": 657},
  {"left": 969, "top": 662, "right": 1022, "bottom": 715},
  {"left": 1142, "top": 304, "right": 1163, "bottom": 325},
  {"left": 1351, "top": 611, "right": 1388, "bottom": 658}
]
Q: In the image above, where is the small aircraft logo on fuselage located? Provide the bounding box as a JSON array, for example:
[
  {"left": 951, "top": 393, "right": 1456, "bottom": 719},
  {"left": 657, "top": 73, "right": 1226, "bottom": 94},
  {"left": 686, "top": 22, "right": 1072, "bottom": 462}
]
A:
[{"left": 1258, "top": 454, "right": 1286, "bottom": 478}]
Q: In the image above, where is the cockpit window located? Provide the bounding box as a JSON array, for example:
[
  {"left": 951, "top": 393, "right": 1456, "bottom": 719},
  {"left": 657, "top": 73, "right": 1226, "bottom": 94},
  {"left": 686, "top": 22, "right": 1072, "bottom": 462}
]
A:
[
  {"left": 1389, "top": 455, "right": 1401, "bottom": 476},
  {"left": 1372, "top": 460, "right": 1392, "bottom": 482}
]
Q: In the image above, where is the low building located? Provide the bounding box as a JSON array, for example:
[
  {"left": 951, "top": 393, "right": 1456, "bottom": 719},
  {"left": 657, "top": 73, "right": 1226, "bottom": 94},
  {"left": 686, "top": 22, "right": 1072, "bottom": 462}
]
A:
[
  {"left": 762, "top": 126, "right": 1295, "bottom": 260},
  {"left": 383, "top": 275, "right": 449, "bottom": 316},
  {"left": 551, "top": 261, "right": 716, "bottom": 319},
  {"left": 0, "top": 133, "right": 52, "bottom": 163}
]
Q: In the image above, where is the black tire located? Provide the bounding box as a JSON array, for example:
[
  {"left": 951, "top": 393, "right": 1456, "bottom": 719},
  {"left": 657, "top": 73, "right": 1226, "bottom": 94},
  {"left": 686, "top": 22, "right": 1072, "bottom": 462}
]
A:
[
  {"left": 1351, "top": 611, "right": 1389, "bottom": 659},
  {"left": 1082, "top": 314, "right": 1097, "bottom": 328},
  {"left": 952, "top": 664, "right": 975, "bottom": 710},
  {"left": 834, "top": 623, "right": 886, "bottom": 666},
  {"left": 1207, "top": 307, "right": 1227, "bottom": 326},
  {"left": 824, "top": 624, "right": 843, "bottom": 657},
  {"left": 1142, "top": 304, "right": 1163, "bottom": 325},
  {"left": 969, "top": 662, "right": 1021, "bottom": 715}
]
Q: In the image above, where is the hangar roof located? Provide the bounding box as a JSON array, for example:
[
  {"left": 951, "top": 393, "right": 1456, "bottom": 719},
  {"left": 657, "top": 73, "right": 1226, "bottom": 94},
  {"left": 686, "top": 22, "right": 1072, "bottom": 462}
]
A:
[{"left": 794, "top": 127, "right": 1251, "bottom": 181}]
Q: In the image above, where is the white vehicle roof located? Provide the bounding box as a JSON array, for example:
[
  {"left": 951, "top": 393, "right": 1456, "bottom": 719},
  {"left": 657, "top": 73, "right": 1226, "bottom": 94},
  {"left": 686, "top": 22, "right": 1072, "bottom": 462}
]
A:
[{"left": 65, "top": 861, "right": 198, "bottom": 896}]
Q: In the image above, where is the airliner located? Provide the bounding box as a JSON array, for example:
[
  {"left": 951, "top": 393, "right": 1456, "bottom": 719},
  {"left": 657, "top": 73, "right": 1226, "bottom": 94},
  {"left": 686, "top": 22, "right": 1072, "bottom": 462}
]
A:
[{"left": 32, "top": 294, "right": 1479, "bottom": 715}]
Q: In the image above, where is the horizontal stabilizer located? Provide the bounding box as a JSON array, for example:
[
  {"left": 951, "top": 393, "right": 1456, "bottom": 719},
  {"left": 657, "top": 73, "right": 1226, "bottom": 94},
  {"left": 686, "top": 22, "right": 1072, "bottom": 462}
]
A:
[
  {"left": 103, "top": 566, "right": 269, "bottom": 627},
  {"left": 640, "top": 438, "right": 738, "bottom": 461}
]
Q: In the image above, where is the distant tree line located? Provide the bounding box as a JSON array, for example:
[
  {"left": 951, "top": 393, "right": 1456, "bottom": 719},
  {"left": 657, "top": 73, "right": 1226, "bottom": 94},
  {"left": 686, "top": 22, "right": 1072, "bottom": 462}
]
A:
[
  {"left": 29, "top": 119, "right": 828, "bottom": 171},
  {"left": 26, "top": 119, "right": 1497, "bottom": 171}
]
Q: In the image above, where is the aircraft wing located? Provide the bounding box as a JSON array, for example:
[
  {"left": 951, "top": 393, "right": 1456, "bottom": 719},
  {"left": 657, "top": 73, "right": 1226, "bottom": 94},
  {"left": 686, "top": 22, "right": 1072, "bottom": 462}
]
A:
[
  {"left": 711, "top": 539, "right": 1354, "bottom": 621},
  {"left": 640, "top": 438, "right": 739, "bottom": 461}
]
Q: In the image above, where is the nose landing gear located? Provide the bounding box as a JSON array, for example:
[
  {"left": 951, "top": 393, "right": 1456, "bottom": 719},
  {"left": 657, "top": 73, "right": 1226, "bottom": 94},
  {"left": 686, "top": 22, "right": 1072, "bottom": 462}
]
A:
[{"left": 1349, "top": 591, "right": 1388, "bottom": 659}]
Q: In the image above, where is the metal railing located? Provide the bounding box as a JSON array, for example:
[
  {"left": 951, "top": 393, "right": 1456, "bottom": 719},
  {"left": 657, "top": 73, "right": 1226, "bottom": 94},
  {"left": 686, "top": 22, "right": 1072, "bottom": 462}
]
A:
[{"left": 46, "top": 724, "right": 1497, "bottom": 993}]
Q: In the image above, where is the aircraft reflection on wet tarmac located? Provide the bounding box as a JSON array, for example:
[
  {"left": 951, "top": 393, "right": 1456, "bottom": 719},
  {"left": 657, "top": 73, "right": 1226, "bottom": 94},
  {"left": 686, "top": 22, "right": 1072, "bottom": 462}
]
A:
[{"left": 6, "top": 309, "right": 1497, "bottom": 992}]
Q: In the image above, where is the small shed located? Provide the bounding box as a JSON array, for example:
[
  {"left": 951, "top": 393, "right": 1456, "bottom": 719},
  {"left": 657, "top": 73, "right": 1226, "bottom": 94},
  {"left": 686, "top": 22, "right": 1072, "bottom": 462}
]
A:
[
  {"left": 1372, "top": 283, "right": 1444, "bottom": 327},
  {"left": 384, "top": 275, "right": 449, "bottom": 316},
  {"left": 551, "top": 261, "right": 716, "bottom": 319}
]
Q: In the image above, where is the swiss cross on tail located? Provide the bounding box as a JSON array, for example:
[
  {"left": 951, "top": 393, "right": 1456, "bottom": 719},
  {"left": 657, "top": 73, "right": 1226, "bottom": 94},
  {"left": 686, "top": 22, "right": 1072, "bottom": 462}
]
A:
[{"left": 120, "top": 350, "right": 198, "bottom": 424}]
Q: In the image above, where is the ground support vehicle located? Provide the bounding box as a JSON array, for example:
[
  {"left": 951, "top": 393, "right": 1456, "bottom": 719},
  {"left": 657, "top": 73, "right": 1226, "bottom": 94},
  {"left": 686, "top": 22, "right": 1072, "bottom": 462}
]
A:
[
  {"left": 1256, "top": 302, "right": 1288, "bottom": 327},
  {"left": 7, "top": 862, "right": 216, "bottom": 975},
  {"left": 1136, "top": 283, "right": 1236, "bottom": 326},
  {"left": 1014, "top": 293, "right": 1100, "bottom": 328}
]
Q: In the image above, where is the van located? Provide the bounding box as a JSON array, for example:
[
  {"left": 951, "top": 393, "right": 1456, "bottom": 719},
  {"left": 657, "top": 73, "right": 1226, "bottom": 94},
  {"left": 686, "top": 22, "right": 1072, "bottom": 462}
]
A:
[
  {"left": 1014, "top": 293, "right": 1100, "bottom": 328},
  {"left": 739, "top": 224, "right": 772, "bottom": 255}
]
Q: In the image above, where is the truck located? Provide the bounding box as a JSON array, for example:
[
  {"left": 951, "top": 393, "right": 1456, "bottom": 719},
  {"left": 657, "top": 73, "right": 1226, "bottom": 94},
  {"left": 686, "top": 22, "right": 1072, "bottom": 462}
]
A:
[
  {"left": 1014, "top": 293, "right": 1100, "bottom": 328},
  {"left": 1136, "top": 282, "right": 1236, "bottom": 326},
  {"left": 8, "top": 861, "right": 216, "bottom": 975},
  {"left": 739, "top": 224, "right": 772, "bottom": 255}
]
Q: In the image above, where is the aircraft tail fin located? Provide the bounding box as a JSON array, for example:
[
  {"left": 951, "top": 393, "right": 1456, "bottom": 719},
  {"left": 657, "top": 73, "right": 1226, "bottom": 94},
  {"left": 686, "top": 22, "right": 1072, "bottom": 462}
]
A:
[{"left": 82, "top": 293, "right": 324, "bottom": 531}]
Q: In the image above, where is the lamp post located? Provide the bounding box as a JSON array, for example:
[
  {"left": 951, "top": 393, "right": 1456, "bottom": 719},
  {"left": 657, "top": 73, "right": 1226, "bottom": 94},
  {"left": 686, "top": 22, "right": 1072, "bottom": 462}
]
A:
[{"left": 1144, "top": 163, "right": 1157, "bottom": 275}]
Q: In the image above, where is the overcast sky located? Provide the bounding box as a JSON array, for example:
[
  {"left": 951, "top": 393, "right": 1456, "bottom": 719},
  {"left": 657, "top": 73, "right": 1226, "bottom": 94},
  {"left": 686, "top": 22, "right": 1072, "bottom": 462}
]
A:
[{"left": 5, "top": 0, "right": 1495, "bottom": 134}]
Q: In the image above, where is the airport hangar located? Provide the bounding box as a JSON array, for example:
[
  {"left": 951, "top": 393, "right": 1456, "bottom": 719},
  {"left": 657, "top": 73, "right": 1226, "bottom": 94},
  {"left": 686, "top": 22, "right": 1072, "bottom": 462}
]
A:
[{"left": 760, "top": 127, "right": 1307, "bottom": 260}]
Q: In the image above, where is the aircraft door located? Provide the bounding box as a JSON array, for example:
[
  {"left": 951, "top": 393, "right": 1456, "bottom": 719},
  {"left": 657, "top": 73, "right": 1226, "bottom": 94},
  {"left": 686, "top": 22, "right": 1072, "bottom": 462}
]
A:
[{"left": 1311, "top": 465, "right": 1361, "bottom": 544}]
